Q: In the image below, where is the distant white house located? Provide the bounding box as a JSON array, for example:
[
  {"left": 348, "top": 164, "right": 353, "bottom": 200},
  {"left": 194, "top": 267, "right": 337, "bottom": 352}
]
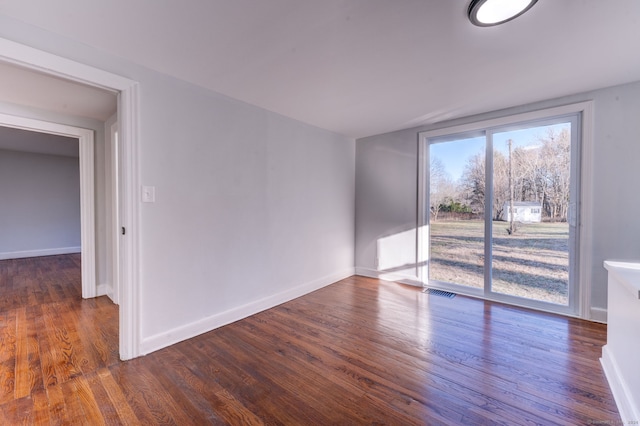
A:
[{"left": 501, "top": 201, "right": 542, "bottom": 223}]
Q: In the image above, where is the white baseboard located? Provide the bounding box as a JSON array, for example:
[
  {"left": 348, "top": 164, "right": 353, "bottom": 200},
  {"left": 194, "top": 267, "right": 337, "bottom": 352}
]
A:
[
  {"left": 355, "top": 266, "right": 422, "bottom": 287},
  {"left": 601, "top": 345, "right": 638, "bottom": 423},
  {"left": 96, "top": 282, "right": 119, "bottom": 305},
  {"left": 0, "top": 246, "right": 81, "bottom": 260},
  {"left": 96, "top": 283, "right": 111, "bottom": 298},
  {"left": 139, "top": 267, "right": 355, "bottom": 355},
  {"left": 590, "top": 307, "right": 608, "bottom": 323}
]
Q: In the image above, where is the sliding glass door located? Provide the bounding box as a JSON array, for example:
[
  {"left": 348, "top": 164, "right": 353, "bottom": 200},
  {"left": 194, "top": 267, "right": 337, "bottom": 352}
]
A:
[
  {"left": 489, "top": 122, "right": 577, "bottom": 306},
  {"left": 428, "top": 135, "right": 485, "bottom": 292},
  {"left": 421, "top": 112, "right": 580, "bottom": 314}
]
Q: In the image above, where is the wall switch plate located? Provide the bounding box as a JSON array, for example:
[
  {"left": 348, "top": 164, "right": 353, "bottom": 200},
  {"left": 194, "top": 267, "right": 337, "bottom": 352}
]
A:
[{"left": 142, "top": 186, "right": 156, "bottom": 203}]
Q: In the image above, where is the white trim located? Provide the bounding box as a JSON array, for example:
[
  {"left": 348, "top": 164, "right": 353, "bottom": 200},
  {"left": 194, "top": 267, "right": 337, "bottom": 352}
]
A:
[
  {"left": 419, "top": 102, "right": 594, "bottom": 140},
  {"left": 0, "top": 113, "right": 95, "bottom": 297},
  {"left": 0, "top": 247, "right": 81, "bottom": 261},
  {"left": 601, "top": 345, "right": 637, "bottom": 423},
  {"left": 0, "top": 37, "right": 141, "bottom": 360},
  {"left": 590, "top": 307, "right": 607, "bottom": 323},
  {"left": 105, "top": 116, "right": 120, "bottom": 305},
  {"left": 140, "top": 268, "right": 355, "bottom": 355},
  {"left": 78, "top": 126, "right": 96, "bottom": 298},
  {"left": 355, "top": 267, "right": 422, "bottom": 287},
  {"left": 578, "top": 101, "right": 595, "bottom": 319},
  {"left": 97, "top": 283, "right": 111, "bottom": 298},
  {"left": 117, "top": 85, "right": 141, "bottom": 360},
  {"left": 0, "top": 38, "right": 130, "bottom": 93},
  {"left": 416, "top": 134, "right": 428, "bottom": 285}
]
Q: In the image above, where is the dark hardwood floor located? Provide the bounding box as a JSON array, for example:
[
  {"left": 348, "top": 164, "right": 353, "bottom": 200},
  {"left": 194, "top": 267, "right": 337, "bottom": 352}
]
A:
[{"left": 0, "top": 254, "right": 619, "bottom": 424}]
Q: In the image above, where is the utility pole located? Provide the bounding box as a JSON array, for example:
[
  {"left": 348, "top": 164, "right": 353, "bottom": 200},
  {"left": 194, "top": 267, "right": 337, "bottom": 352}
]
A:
[{"left": 508, "top": 139, "right": 515, "bottom": 235}]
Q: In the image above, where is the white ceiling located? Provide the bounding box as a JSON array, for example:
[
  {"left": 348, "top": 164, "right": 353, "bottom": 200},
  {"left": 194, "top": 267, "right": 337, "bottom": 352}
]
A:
[{"left": 0, "top": 1, "right": 639, "bottom": 138}]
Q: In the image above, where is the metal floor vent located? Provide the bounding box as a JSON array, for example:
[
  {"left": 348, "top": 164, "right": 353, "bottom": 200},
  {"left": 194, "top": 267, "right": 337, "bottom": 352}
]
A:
[{"left": 423, "top": 288, "right": 456, "bottom": 298}]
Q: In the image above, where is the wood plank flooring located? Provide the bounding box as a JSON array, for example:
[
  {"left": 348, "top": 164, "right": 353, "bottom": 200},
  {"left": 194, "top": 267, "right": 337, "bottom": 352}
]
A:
[{"left": 0, "top": 254, "right": 619, "bottom": 424}]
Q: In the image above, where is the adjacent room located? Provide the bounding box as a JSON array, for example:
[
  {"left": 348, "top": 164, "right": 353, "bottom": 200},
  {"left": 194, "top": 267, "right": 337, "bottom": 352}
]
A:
[{"left": 0, "top": 1, "right": 638, "bottom": 424}]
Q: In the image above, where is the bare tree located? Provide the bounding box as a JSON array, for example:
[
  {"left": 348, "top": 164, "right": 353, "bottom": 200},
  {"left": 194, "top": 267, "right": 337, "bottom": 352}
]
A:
[
  {"left": 539, "top": 128, "right": 571, "bottom": 220},
  {"left": 460, "top": 152, "right": 486, "bottom": 215},
  {"left": 459, "top": 150, "right": 519, "bottom": 220},
  {"left": 492, "top": 151, "right": 510, "bottom": 221},
  {"left": 429, "top": 156, "right": 456, "bottom": 221},
  {"left": 458, "top": 127, "right": 571, "bottom": 222},
  {"left": 512, "top": 145, "right": 542, "bottom": 202},
  {"left": 507, "top": 139, "right": 516, "bottom": 235}
]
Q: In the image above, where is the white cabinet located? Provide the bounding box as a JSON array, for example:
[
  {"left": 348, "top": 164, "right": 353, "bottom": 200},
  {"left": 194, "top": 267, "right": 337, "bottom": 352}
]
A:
[{"left": 601, "top": 260, "right": 640, "bottom": 423}]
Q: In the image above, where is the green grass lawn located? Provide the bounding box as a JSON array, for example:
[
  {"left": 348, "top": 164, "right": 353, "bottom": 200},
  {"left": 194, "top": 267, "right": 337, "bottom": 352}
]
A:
[{"left": 429, "top": 220, "right": 569, "bottom": 305}]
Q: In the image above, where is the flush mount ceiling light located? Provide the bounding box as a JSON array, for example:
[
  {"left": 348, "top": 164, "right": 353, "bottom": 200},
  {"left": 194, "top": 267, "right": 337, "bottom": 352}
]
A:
[{"left": 468, "top": 0, "right": 538, "bottom": 27}]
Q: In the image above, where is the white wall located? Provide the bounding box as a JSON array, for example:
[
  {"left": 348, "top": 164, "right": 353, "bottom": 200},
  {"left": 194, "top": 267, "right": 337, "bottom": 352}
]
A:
[
  {"left": 355, "top": 80, "right": 640, "bottom": 321},
  {"left": 139, "top": 75, "right": 355, "bottom": 347},
  {"left": 0, "top": 148, "right": 80, "bottom": 258},
  {"left": 0, "top": 15, "right": 355, "bottom": 354},
  {"left": 139, "top": 80, "right": 357, "bottom": 351},
  {"left": 354, "top": 128, "right": 419, "bottom": 283}
]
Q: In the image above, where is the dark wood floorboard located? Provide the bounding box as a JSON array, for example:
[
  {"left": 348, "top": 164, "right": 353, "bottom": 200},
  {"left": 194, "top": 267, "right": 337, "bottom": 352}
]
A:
[{"left": 0, "top": 254, "right": 619, "bottom": 424}]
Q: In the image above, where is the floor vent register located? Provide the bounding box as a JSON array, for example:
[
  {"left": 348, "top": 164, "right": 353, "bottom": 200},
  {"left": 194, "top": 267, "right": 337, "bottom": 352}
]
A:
[{"left": 423, "top": 288, "right": 456, "bottom": 299}]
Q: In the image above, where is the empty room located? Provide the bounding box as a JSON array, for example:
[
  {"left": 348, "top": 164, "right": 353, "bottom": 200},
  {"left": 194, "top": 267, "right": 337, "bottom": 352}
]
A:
[{"left": 0, "top": 1, "right": 639, "bottom": 424}]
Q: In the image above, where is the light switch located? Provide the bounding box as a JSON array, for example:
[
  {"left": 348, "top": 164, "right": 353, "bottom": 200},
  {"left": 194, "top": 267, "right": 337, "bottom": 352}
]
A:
[{"left": 142, "top": 186, "right": 156, "bottom": 203}]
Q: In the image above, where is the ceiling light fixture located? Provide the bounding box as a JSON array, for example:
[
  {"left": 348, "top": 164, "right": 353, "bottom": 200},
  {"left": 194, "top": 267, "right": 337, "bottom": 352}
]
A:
[{"left": 468, "top": 0, "right": 538, "bottom": 27}]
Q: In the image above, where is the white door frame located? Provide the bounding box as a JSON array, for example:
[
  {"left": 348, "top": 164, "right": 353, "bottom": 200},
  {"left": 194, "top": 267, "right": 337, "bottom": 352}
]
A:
[
  {"left": 0, "top": 37, "right": 142, "bottom": 360},
  {"left": 108, "top": 119, "right": 121, "bottom": 305},
  {"left": 0, "top": 114, "right": 96, "bottom": 296}
]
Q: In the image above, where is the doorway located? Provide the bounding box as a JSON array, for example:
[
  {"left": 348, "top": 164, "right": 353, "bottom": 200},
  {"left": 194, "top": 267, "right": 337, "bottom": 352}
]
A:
[
  {"left": 0, "top": 37, "right": 141, "bottom": 359},
  {"left": 0, "top": 115, "right": 97, "bottom": 297}
]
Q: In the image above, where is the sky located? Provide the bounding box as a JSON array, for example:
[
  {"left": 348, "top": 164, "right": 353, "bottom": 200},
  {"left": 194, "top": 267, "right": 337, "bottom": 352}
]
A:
[{"left": 430, "top": 122, "right": 570, "bottom": 182}]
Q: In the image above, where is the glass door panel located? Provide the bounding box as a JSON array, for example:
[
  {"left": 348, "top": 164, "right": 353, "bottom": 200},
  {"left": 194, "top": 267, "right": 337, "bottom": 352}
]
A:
[
  {"left": 490, "top": 123, "right": 573, "bottom": 305},
  {"left": 428, "top": 136, "right": 486, "bottom": 289}
]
